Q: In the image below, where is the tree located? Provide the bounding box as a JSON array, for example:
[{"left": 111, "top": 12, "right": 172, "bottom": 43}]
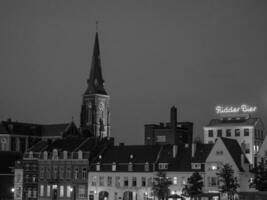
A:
[
  {"left": 152, "top": 171, "right": 172, "bottom": 200},
  {"left": 250, "top": 160, "right": 267, "bottom": 191},
  {"left": 217, "top": 164, "right": 239, "bottom": 200},
  {"left": 182, "top": 171, "right": 203, "bottom": 200}
]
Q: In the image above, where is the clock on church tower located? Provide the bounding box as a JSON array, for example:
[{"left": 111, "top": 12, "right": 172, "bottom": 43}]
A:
[{"left": 80, "top": 31, "right": 110, "bottom": 138}]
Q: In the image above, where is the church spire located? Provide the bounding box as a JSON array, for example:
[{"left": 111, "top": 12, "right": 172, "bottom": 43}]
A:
[{"left": 85, "top": 31, "right": 107, "bottom": 95}]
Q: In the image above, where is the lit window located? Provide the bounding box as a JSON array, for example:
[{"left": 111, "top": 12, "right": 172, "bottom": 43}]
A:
[
  {"left": 40, "top": 185, "right": 44, "bottom": 197},
  {"left": 67, "top": 186, "right": 72, "bottom": 197},
  {"left": 158, "top": 163, "right": 168, "bottom": 170},
  {"left": 47, "top": 185, "right": 51, "bottom": 197},
  {"left": 144, "top": 162, "right": 149, "bottom": 171},
  {"left": 173, "top": 177, "right": 177, "bottom": 185},
  {"left": 128, "top": 162, "right": 133, "bottom": 172},
  {"left": 96, "top": 163, "right": 100, "bottom": 171},
  {"left": 60, "top": 185, "right": 64, "bottom": 197},
  {"left": 112, "top": 162, "right": 116, "bottom": 171},
  {"left": 208, "top": 130, "right": 213, "bottom": 137}
]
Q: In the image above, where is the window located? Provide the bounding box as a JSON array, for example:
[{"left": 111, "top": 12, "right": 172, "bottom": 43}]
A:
[
  {"left": 67, "top": 186, "right": 72, "bottom": 197},
  {"left": 112, "top": 162, "right": 116, "bottom": 171},
  {"left": 47, "top": 185, "right": 51, "bottom": 197},
  {"left": 78, "top": 185, "right": 86, "bottom": 198},
  {"left": 46, "top": 167, "right": 51, "bottom": 179},
  {"left": 74, "top": 168, "right": 79, "bottom": 180},
  {"left": 107, "top": 176, "right": 112, "bottom": 186},
  {"left": 66, "top": 167, "right": 71, "bottom": 179},
  {"left": 158, "top": 163, "right": 168, "bottom": 170},
  {"left": 91, "top": 176, "right": 97, "bottom": 186},
  {"left": 128, "top": 162, "right": 133, "bottom": 171},
  {"left": 217, "top": 129, "right": 222, "bottom": 137},
  {"left": 132, "top": 177, "right": 137, "bottom": 187},
  {"left": 148, "top": 177, "right": 152, "bottom": 186},
  {"left": 235, "top": 129, "right": 240, "bottom": 136},
  {"left": 192, "top": 163, "right": 201, "bottom": 169},
  {"left": 53, "top": 167, "right": 58, "bottom": 179},
  {"left": 226, "top": 129, "right": 231, "bottom": 137},
  {"left": 144, "top": 162, "right": 149, "bottom": 171},
  {"left": 27, "top": 188, "right": 32, "bottom": 198},
  {"left": 60, "top": 185, "right": 64, "bottom": 197},
  {"left": 208, "top": 130, "right": 213, "bottom": 137},
  {"left": 33, "top": 188, "right": 37, "bottom": 198},
  {"left": 59, "top": 167, "right": 64, "bottom": 179},
  {"left": 245, "top": 143, "right": 250, "bottom": 154},
  {"left": 208, "top": 177, "right": 218, "bottom": 187},
  {"left": 156, "top": 135, "right": 166, "bottom": 142},
  {"left": 39, "top": 167, "right": 44, "bottom": 179},
  {"left": 99, "top": 176, "right": 104, "bottom": 186},
  {"left": 96, "top": 163, "right": 100, "bottom": 171},
  {"left": 82, "top": 168, "right": 87, "bottom": 180},
  {"left": 40, "top": 185, "right": 44, "bottom": 197},
  {"left": 173, "top": 177, "right": 177, "bottom": 185},
  {"left": 216, "top": 150, "right": 223, "bottom": 155},
  {"left": 142, "top": 177, "right": 146, "bottom": 187},
  {"left": 124, "top": 177, "right": 129, "bottom": 187},
  {"left": 244, "top": 129, "right": 249, "bottom": 136},
  {"left": 115, "top": 176, "right": 120, "bottom": 187}
]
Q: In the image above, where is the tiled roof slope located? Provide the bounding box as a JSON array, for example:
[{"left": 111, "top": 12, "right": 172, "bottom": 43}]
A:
[
  {"left": 206, "top": 118, "right": 259, "bottom": 127},
  {"left": 0, "top": 152, "right": 22, "bottom": 174},
  {"left": 96, "top": 145, "right": 162, "bottom": 163},
  {"left": 41, "top": 123, "right": 69, "bottom": 137},
  {"left": 221, "top": 137, "right": 249, "bottom": 172},
  {"left": 192, "top": 143, "right": 213, "bottom": 163}
]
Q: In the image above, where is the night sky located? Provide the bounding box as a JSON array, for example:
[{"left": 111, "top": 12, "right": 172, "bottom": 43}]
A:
[{"left": 1, "top": 0, "right": 267, "bottom": 144}]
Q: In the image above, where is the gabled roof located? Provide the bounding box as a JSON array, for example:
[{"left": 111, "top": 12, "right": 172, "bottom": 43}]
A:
[
  {"left": 192, "top": 143, "right": 213, "bottom": 163},
  {"left": 206, "top": 117, "right": 260, "bottom": 127},
  {"left": 220, "top": 137, "right": 249, "bottom": 171},
  {"left": 0, "top": 152, "right": 22, "bottom": 174}
]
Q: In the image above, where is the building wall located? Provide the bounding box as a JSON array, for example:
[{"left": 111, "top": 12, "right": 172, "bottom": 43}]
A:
[
  {"left": 203, "top": 125, "right": 265, "bottom": 165},
  {"left": 88, "top": 171, "right": 154, "bottom": 200},
  {"left": 205, "top": 138, "right": 253, "bottom": 193}
]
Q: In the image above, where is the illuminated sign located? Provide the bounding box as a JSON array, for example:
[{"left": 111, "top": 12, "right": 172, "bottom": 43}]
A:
[{"left": 216, "top": 104, "right": 257, "bottom": 114}]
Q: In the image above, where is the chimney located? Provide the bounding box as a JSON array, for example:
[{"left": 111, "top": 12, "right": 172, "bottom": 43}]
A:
[
  {"left": 170, "top": 106, "right": 177, "bottom": 129},
  {"left": 191, "top": 143, "right": 196, "bottom": 158},
  {"left": 172, "top": 145, "right": 178, "bottom": 158}
]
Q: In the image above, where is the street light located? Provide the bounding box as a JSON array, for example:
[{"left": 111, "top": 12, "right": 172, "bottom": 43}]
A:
[{"left": 11, "top": 187, "right": 15, "bottom": 193}]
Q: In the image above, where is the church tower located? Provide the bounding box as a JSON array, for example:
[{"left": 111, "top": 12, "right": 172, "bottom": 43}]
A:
[{"left": 80, "top": 31, "right": 110, "bottom": 138}]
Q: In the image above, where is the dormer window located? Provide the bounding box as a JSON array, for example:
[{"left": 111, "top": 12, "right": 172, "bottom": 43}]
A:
[
  {"left": 128, "top": 162, "right": 133, "bottom": 172},
  {"left": 78, "top": 150, "right": 83, "bottom": 160},
  {"left": 52, "top": 149, "right": 58, "bottom": 160},
  {"left": 112, "top": 162, "right": 116, "bottom": 171},
  {"left": 96, "top": 163, "right": 100, "bottom": 171},
  {"left": 144, "top": 162, "right": 149, "bottom": 172},
  {"left": 43, "top": 151, "right": 48, "bottom": 160},
  {"left": 158, "top": 163, "right": 168, "bottom": 170},
  {"left": 191, "top": 163, "right": 201, "bottom": 169}
]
